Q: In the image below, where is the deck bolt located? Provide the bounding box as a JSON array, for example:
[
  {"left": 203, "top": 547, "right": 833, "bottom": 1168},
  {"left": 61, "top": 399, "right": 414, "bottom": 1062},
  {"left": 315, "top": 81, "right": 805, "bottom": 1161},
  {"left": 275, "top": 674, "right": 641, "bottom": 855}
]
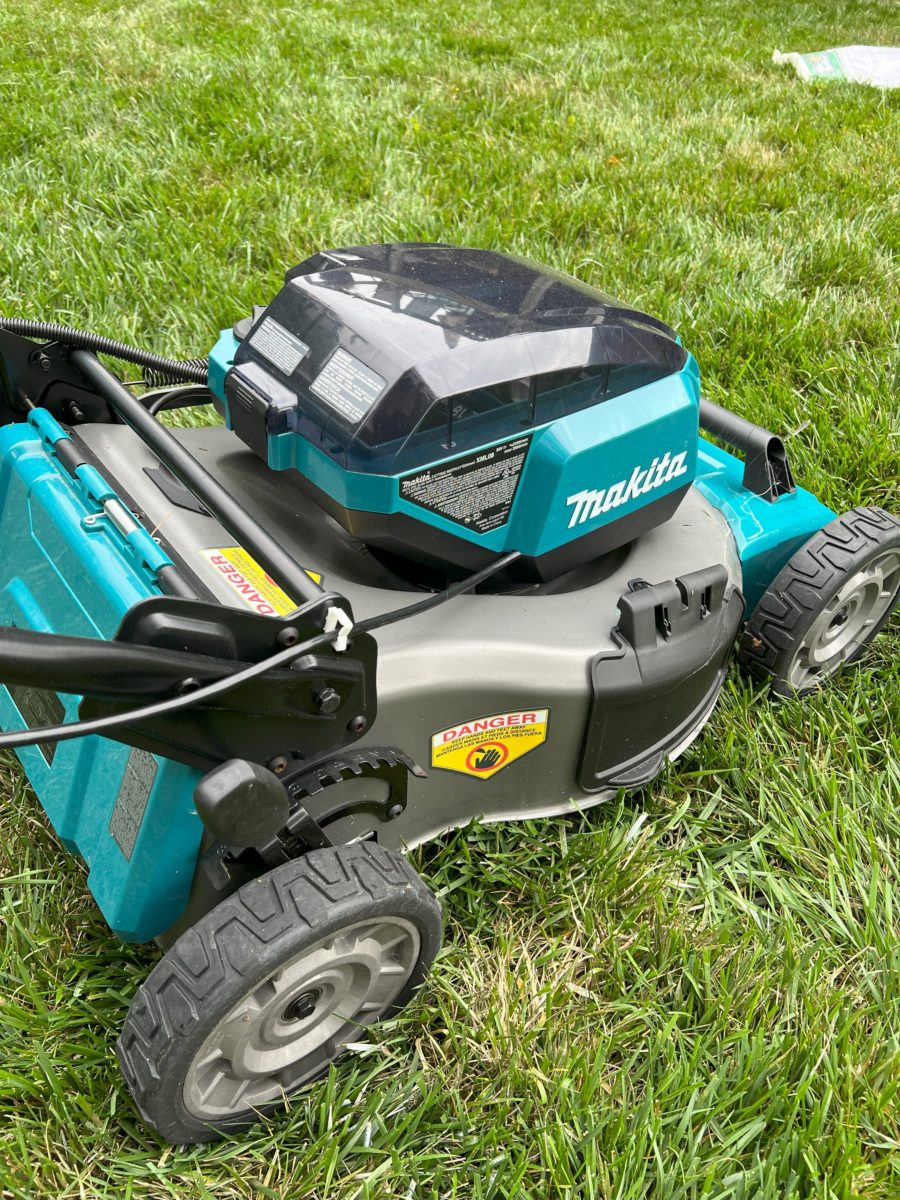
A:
[{"left": 314, "top": 686, "right": 341, "bottom": 714}]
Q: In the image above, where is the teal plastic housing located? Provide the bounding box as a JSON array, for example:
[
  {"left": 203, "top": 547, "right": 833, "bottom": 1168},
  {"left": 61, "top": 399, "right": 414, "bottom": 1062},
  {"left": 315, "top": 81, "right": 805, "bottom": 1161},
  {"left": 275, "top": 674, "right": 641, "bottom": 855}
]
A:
[
  {"left": 208, "top": 326, "right": 237, "bottom": 403},
  {"left": 0, "top": 412, "right": 203, "bottom": 942},
  {"left": 694, "top": 439, "right": 834, "bottom": 611},
  {"left": 210, "top": 328, "right": 834, "bottom": 590},
  {"left": 210, "top": 330, "right": 703, "bottom": 559}
]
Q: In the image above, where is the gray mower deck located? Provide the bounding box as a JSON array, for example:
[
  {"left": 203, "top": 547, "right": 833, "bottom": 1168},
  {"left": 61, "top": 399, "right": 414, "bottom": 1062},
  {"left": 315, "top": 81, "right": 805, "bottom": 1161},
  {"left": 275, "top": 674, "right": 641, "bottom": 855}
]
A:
[{"left": 78, "top": 421, "right": 742, "bottom": 849}]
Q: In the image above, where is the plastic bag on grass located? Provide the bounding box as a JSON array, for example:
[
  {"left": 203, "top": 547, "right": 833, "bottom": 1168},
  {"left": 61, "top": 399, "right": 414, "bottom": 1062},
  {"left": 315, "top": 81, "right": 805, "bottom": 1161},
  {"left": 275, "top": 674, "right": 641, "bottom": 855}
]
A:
[{"left": 773, "top": 45, "right": 900, "bottom": 89}]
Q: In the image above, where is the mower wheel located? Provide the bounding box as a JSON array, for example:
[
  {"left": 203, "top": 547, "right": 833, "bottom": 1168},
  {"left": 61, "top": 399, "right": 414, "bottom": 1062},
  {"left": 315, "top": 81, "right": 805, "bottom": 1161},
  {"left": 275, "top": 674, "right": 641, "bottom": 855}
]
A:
[
  {"left": 116, "top": 843, "right": 441, "bottom": 1144},
  {"left": 739, "top": 506, "right": 900, "bottom": 696}
]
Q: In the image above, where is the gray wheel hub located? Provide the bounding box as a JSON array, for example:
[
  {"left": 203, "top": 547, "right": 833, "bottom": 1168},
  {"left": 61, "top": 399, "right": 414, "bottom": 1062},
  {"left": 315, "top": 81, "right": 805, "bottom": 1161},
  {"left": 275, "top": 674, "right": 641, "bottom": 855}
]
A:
[
  {"left": 787, "top": 548, "right": 900, "bottom": 690},
  {"left": 183, "top": 917, "right": 420, "bottom": 1120}
]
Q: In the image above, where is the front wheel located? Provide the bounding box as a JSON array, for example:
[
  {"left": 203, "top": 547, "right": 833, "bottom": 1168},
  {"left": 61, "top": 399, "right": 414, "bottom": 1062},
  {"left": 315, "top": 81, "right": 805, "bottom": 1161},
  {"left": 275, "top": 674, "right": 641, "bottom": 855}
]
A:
[
  {"left": 117, "top": 843, "right": 442, "bottom": 1144},
  {"left": 739, "top": 506, "right": 900, "bottom": 696}
]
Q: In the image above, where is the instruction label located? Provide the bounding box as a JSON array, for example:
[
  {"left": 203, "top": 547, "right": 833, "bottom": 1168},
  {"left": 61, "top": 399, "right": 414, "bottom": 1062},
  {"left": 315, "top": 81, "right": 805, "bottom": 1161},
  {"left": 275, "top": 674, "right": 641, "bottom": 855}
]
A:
[
  {"left": 400, "top": 435, "right": 531, "bottom": 534},
  {"left": 109, "top": 749, "right": 158, "bottom": 861},
  {"left": 310, "top": 348, "right": 386, "bottom": 424},
  {"left": 6, "top": 684, "right": 65, "bottom": 766},
  {"left": 199, "top": 546, "right": 321, "bottom": 617},
  {"left": 431, "top": 708, "right": 549, "bottom": 780},
  {"left": 249, "top": 317, "right": 309, "bottom": 376}
]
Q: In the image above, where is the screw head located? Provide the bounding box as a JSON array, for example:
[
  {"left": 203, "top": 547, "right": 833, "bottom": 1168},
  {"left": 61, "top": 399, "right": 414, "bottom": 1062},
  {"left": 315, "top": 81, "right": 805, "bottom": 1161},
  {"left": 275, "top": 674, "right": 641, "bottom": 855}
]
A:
[
  {"left": 386, "top": 803, "right": 404, "bottom": 820},
  {"left": 268, "top": 755, "right": 289, "bottom": 774},
  {"left": 348, "top": 715, "right": 367, "bottom": 734},
  {"left": 277, "top": 626, "right": 299, "bottom": 648}
]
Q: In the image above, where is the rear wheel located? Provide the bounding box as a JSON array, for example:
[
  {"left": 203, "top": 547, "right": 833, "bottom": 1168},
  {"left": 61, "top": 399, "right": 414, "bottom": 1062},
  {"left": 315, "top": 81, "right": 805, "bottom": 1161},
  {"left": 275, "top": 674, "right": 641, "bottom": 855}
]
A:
[
  {"left": 739, "top": 506, "right": 900, "bottom": 696},
  {"left": 117, "top": 843, "right": 441, "bottom": 1143}
]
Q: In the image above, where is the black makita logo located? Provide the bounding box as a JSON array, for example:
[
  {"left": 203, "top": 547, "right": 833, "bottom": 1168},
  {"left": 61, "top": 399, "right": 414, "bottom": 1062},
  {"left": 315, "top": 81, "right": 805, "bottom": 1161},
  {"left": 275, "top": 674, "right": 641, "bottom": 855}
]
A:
[{"left": 566, "top": 451, "right": 689, "bottom": 529}]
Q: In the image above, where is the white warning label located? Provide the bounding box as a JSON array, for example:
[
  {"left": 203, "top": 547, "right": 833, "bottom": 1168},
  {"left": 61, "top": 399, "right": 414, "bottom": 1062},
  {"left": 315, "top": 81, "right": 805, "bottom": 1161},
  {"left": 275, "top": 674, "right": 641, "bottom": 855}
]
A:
[
  {"left": 249, "top": 317, "right": 310, "bottom": 376},
  {"left": 310, "top": 348, "right": 386, "bottom": 424}
]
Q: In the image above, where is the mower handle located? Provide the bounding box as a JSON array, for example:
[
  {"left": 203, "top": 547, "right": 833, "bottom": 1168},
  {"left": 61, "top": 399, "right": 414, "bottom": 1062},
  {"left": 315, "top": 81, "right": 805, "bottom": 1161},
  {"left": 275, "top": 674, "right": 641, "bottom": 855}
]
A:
[
  {"left": 71, "top": 349, "right": 325, "bottom": 610},
  {"left": 0, "top": 624, "right": 310, "bottom": 713}
]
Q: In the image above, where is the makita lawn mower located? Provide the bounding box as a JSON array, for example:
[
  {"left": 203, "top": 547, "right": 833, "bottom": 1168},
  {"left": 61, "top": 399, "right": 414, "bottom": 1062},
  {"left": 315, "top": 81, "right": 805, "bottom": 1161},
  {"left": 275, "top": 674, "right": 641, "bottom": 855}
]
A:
[{"left": 1, "top": 244, "right": 898, "bottom": 1143}]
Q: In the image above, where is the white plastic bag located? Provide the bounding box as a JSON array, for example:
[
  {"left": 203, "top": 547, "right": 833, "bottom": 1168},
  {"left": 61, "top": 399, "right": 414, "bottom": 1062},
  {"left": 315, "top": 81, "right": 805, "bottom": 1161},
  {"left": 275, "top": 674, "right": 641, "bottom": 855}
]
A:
[{"left": 773, "top": 45, "right": 900, "bottom": 89}]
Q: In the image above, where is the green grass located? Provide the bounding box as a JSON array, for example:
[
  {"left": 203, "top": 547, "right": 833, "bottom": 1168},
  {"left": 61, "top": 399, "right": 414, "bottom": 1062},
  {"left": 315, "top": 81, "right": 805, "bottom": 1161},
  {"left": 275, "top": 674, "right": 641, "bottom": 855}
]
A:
[{"left": 1, "top": 0, "right": 899, "bottom": 1195}]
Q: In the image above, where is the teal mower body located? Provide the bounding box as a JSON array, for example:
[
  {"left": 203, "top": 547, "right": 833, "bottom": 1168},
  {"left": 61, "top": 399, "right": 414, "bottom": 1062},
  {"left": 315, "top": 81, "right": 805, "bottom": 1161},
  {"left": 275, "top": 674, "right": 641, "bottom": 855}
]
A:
[{"left": 1, "top": 244, "right": 896, "bottom": 1143}]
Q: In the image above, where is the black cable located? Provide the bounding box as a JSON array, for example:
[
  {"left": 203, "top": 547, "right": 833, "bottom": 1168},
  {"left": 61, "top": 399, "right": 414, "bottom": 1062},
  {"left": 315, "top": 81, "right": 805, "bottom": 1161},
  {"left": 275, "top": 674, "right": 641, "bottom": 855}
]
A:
[
  {"left": 0, "top": 551, "right": 522, "bottom": 751},
  {"left": 0, "top": 632, "right": 333, "bottom": 752},
  {"left": 356, "top": 551, "right": 522, "bottom": 632},
  {"left": 0, "top": 318, "right": 208, "bottom": 384},
  {"left": 146, "top": 386, "right": 214, "bottom": 416},
  {"left": 143, "top": 387, "right": 186, "bottom": 414}
]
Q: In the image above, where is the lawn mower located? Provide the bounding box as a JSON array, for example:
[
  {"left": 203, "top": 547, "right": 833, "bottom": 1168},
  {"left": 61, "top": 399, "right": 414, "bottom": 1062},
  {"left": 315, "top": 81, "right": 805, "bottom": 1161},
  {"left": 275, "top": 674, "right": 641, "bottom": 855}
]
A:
[{"left": 1, "top": 243, "right": 898, "bottom": 1143}]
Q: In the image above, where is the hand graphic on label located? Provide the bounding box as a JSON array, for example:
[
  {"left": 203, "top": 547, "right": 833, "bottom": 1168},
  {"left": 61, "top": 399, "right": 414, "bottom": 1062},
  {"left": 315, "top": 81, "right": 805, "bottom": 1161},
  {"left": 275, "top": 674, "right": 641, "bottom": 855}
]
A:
[
  {"left": 473, "top": 747, "right": 502, "bottom": 770},
  {"left": 432, "top": 711, "right": 548, "bottom": 779}
]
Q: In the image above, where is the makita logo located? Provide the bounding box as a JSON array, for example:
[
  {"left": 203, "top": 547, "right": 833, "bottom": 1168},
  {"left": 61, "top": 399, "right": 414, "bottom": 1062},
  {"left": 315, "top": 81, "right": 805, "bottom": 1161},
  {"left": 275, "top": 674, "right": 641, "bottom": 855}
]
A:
[{"left": 566, "top": 451, "right": 689, "bottom": 529}]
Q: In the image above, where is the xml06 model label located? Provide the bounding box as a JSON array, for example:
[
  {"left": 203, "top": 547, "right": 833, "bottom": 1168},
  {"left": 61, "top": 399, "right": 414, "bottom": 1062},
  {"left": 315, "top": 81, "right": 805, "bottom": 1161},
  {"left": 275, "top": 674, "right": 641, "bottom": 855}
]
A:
[{"left": 431, "top": 709, "right": 549, "bottom": 780}]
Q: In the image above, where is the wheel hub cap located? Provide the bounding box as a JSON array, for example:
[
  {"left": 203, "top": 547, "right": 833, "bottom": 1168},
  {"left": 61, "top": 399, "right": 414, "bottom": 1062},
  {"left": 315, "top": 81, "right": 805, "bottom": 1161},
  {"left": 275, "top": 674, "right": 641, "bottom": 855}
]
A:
[
  {"left": 183, "top": 917, "right": 420, "bottom": 1120},
  {"left": 786, "top": 548, "right": 900, "bottom": 690},
  {"left": 283, "top": 988, "right": 321, "bottom": 1022}
]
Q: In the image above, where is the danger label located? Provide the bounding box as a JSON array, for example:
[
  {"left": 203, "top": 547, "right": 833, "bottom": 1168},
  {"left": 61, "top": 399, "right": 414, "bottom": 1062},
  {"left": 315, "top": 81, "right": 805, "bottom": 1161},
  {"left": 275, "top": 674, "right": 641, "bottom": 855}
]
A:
[
  {"left": 199, "top": 547, "right": 321, "bottom": 617},
  {"left": 431, "top": 708, "right": 549, "bottom": 780},
  {"left": 400, "top": 435, "right": 531, "bottom": 534}
]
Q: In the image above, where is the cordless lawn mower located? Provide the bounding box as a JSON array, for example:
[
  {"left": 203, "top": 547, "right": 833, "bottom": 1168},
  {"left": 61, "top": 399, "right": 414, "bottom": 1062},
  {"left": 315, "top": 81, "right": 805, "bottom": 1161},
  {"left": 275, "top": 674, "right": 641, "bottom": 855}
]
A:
[{"left": 1, "top": 244, "right": 898, "bottom": 1143}]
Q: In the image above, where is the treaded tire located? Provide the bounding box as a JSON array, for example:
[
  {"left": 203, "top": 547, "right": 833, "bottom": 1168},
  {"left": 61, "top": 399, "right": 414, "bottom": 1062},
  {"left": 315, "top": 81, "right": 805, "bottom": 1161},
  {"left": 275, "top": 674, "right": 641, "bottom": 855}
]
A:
[
  {"left": 738, "top": 506, "right": 900, "bottom": 696},
  {"left": 116, "top": 843, "right": 441, "bottom": 1144}
]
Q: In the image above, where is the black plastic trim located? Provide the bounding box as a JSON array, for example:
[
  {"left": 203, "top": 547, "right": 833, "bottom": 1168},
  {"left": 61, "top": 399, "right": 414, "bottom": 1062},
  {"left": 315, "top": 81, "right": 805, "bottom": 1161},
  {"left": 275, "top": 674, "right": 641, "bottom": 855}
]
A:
[
  {"left": 73, "top": 593, "right": 378, "bottom": 770},
  {"left": 699, "top": 397, "right": 795, "bottom": 502},
  {"left": 579, "top": 566, "right": 742, "bottom": 792}
]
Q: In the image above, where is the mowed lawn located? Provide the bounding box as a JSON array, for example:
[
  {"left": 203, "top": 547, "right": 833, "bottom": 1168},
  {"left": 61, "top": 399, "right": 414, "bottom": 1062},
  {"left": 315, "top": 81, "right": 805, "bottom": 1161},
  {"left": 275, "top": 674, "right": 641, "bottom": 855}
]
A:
[{"left": 1, "top": 0, "right": 899, "bottom": 1196}]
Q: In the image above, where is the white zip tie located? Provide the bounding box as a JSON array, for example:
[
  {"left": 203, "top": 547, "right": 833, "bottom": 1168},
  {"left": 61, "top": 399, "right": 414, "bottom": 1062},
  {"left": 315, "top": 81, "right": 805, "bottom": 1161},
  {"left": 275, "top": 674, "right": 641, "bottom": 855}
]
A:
[{"left": 324, "top": 605, "right": 353, "bottom": 652}]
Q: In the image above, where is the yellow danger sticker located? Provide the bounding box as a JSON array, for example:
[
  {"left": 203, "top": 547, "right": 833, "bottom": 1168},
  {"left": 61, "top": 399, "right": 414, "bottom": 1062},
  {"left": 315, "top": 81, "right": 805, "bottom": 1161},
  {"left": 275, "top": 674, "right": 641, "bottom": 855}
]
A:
[
  {"left": 430, "top": 709, "right": 549, "bottom": 780},
  {"left": 199, "top": 547, "right": 321, "bottom": 617}
]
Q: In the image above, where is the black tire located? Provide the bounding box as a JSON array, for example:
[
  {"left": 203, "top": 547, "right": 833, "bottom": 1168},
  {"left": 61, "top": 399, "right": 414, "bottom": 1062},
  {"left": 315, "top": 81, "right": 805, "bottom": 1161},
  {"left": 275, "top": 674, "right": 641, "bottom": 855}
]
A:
[
  {"left": 738, "top": 506, "right": 900, "bottom": 696},
  {"left": 116, "top": 843, "right": 441, "bottom": 1144}
]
